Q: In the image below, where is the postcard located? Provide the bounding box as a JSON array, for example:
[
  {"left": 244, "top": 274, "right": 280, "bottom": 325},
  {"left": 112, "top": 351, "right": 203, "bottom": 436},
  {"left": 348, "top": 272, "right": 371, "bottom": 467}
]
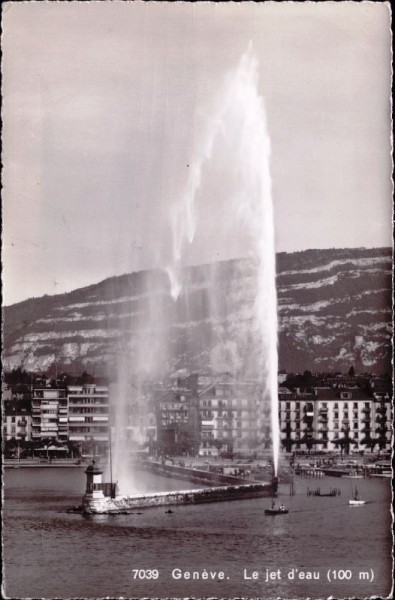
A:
[{"left": 2, "top": 2, "right": 393, "bottom": 599}]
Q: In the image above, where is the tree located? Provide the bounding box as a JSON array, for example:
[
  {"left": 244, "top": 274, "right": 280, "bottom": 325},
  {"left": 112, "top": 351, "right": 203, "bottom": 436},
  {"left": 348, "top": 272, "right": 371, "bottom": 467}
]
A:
[
  {"left": 213, "top": 439, "right": 224, "bottom": 455},
  {"left": 348, "top": 366, "right": 355, "bottom": 377},
  {"left": 335, "top": 433, "right": 357, "bottom": 456},
  {"left": 282, "top": 438, "right": 296, "bottom": 453}
]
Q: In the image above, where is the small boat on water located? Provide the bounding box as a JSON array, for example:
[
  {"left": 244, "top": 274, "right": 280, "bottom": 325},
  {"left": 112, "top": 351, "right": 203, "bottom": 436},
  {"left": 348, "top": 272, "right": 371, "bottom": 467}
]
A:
[
  {"left": 265, "top": 502, "right": 289, "bottom": 515},
  {"left": 349, "top": 488, "right": 365, "bottom": 506},
  {"left": 349, "top": 499, "right": 365, "bottom": 506},
  {"left": 343, "top": 470, "right": 363, "bottom": 479}
]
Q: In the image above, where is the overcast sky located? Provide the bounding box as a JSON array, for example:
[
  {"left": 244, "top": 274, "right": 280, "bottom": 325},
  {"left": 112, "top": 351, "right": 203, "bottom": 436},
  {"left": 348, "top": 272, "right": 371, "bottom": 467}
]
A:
[{"left": 2, "top": 2, "right": 392, "bottom": 306}]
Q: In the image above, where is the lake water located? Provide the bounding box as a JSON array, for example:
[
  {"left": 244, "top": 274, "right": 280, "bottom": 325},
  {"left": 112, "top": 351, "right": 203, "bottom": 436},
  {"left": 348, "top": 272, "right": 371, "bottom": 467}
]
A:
[{"left": 3, "top": 468, "right": 393, "bottom": 599}]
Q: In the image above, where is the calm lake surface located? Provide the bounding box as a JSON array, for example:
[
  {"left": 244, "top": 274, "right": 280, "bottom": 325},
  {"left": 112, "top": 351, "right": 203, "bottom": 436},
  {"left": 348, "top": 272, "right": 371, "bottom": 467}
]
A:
[{"left": 3, "top": 467, "right": 392, "bottom": 599}]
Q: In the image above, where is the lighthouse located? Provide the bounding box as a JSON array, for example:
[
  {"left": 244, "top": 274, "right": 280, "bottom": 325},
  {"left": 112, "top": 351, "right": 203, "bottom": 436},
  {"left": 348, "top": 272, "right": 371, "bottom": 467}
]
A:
[{"left": 82, "top": 460, "right": 107, "bottom": 512}]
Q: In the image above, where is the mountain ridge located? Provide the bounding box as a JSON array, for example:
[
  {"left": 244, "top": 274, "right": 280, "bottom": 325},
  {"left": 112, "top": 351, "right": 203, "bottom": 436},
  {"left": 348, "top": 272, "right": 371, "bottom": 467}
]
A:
[{"left": 3, "top": 247, "right": 392, "bottom": 376}]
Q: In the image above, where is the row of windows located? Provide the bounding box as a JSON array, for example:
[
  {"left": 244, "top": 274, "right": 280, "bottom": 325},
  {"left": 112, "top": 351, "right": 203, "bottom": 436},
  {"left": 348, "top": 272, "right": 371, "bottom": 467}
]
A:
[
  {"left": 201, "top": 398, "right": 251, "bottom": 407},
  {"left": 283, "top": 401, "right": 371, "bottom": 410},
  {"left": 282, "top": 410, "right": 372, "bottom": 420},
  {"left": 69, "top": 398, "right": 108, "bottom": 405},
  {"left": 69, "top": 407, "right": 109, "bottom": 414}
]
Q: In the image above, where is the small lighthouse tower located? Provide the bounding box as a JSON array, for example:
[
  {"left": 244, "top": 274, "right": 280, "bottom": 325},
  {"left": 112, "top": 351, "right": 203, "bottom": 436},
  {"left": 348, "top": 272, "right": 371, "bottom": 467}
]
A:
[{"left": 82, "top": 460, "right": 106, "bottom": 513}]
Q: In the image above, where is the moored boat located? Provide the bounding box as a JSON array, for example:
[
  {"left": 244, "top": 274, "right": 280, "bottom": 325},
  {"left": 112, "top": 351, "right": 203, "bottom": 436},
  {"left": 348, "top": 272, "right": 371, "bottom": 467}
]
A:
[{"left": 348, "top": 487, "right": 365, "bottom": 506}]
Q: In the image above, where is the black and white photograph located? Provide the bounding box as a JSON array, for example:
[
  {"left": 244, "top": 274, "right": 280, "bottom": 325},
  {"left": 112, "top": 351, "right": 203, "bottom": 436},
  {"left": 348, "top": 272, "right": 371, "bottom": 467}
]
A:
[{"left": 2, "top": 2, "right": 393, "bottom": 599}]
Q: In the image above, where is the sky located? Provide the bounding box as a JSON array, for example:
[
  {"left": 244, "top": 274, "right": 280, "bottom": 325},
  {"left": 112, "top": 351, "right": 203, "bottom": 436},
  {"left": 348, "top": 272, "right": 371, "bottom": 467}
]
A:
[{"left": 2, "top": 2, "right": 392, "bottom": 306}]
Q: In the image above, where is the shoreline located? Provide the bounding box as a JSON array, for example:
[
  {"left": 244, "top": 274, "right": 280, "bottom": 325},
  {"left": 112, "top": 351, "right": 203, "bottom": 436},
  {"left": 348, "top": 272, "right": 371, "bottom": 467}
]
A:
[{"left": 4, "top": 459, "right": 94, "bottom": 469}]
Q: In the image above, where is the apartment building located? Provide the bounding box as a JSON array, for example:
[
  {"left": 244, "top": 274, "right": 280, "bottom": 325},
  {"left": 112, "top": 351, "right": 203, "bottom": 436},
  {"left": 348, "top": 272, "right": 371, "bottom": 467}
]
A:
[
  {"left": 31, "top": 387, "right": 68, "bottom": 442},
  {"left": 371, "top": 389, "right": 392, "bottom": 451},
  {"left": 3, "top": 399, "right": 32, "bottom": 441},
  {"left": 67, "top": 384, "right": 109, "bottom": 454},
  {"left": 279, "top": 386, "right": 392, "bottom": 453},
  {"left": 198, "top": 374, "right": 266, "bottom": 456},
  {"left": 156, "top": 387, "right": 200, "bottom": 454}
]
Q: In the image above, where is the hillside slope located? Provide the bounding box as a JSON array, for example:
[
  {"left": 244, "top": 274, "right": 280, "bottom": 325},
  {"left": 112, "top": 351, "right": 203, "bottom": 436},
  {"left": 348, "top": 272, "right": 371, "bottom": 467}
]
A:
[{"left": 3, "top": 247, "right": 392, "bottom": 376}]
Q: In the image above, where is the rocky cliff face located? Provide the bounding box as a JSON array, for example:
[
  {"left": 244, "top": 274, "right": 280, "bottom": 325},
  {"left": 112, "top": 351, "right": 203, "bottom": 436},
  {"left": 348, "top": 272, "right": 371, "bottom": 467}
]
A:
[{"left": 3, "top": 247, "right": 392, "bottom": 376}]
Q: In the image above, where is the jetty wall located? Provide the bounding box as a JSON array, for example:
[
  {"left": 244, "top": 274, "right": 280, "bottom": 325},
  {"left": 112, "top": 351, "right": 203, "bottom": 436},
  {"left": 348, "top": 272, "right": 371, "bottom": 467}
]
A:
[
  {"left": 82, "top": 482, "right": 273, "bottom": 514},
  {"left": 140, "top": 460, "right": 258, "bottom": 486}
]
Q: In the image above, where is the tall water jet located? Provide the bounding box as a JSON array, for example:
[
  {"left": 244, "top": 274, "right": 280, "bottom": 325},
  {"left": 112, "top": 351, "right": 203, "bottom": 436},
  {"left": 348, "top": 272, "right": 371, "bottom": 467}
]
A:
[
  {"left": 166, "top": 44, "right": 280, "bottom": 475},
  {"left": 111, "top": 272, "right": 171, "bottom": 495}
]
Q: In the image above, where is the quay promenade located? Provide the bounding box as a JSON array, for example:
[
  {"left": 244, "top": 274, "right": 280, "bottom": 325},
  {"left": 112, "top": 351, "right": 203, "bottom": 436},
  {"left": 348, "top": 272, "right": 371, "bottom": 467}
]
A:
[{"left": 3, "top": 458, "right": 100, "bottom": 469}]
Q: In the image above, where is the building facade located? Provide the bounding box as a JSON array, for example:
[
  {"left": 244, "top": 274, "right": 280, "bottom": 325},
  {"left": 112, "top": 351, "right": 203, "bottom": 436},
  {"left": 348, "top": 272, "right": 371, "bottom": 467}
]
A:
[
  {"left": 3, "top": 399, "right": 32, "bottom": 441},
  {"left": 156, "top": 387, "right": 200, "bottom": 455},
  {"left": 67, "top": 384, "right": 110, "bottom": 455},
  {"left": 279, "top": 386, "right": 393, "bottom": 453},
  {"left": 198, "top": 374, "right": 266, "bottom": 456},
  {"left": 31, "top": 387, "right": 68, "bottom": 442}
]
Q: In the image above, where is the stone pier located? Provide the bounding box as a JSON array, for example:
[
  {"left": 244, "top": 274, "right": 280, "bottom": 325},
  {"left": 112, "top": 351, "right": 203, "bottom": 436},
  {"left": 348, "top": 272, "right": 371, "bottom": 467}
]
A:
[{"left": 81, "top": 461, "right": 276, "bottom": 514}]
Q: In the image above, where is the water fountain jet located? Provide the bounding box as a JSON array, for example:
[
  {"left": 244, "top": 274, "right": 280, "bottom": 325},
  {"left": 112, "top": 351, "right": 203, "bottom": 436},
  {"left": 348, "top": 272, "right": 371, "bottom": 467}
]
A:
[
  {"left": 106, "top": 45, "right": 280, "bottom": 509},
  {"left": 166, "top": 44, "right": 280, "bottom": 476}
]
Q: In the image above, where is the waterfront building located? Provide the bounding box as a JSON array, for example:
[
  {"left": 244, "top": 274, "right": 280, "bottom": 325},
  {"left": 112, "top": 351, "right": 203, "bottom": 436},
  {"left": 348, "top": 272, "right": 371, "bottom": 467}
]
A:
[
  {"left": 278, "top": 386, "right": 393, "bottom": 453},
  {"left": 313, "top": 387, "right": 375, "bottom": 453},
  {"left": 278, "top": 388, "right": 316, "bottom": 453},
  {"left": 198, "top": 374, "right": 264, "bottom": 456},
  {"left": 31, "top": 387, "right": 68, "bottom": 442},
  {"left": 156, "top": 387, "right": 200, "bottom": 455},
  {"left": 3, "top": 399, "right": 32, "bottom": 441},
  {"left": 371, "top": 389, "right": 392, "bottom": 451},
  {"left": 67, "top": 384, "right": 109, "bottom": 455}
]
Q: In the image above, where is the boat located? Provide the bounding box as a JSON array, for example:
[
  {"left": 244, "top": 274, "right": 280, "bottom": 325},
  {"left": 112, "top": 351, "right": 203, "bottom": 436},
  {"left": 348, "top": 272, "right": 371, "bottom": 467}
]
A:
[
  {"left": 265, "top": 503, "right": 289, "bottom": 515},
  {"left": 348, "top": 488, "right": 365, "bottom": 506},
  {"left": 342, "top": 469, "right": 363, "bottom": 479},
  {"left": 349, "top": 498, "right": 365, "bottom": 506}
]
